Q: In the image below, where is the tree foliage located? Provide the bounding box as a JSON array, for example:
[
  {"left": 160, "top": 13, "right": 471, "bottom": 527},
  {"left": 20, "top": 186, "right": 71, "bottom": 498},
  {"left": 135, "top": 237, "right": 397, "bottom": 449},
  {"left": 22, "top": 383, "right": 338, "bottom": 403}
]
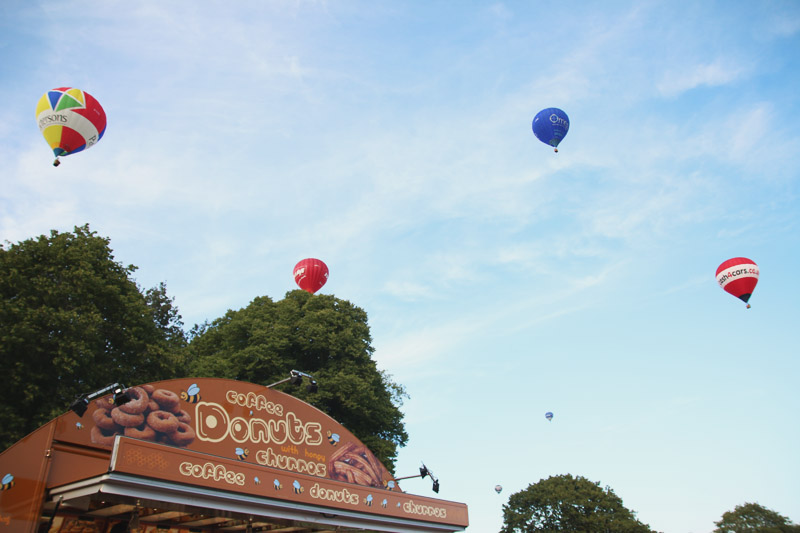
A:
[
  {"left": 0, "top": 225, "right": 186, "bottom": 449},
  {"left": 714, "top": 503, "right": 800, "bottom": 533},
  {"left": 185, "top": 290, "right": 408, "bottom": 472},
  {"left": 501, "top": 474, "right": 656, "bottom": 533}
]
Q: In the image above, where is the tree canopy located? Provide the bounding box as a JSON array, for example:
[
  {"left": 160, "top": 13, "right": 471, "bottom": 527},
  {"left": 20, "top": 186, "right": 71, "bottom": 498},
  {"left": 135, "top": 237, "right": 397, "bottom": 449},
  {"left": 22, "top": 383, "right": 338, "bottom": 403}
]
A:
[
  {"left": 500, "top": 474, "right": 656, "bottom": 533},
  {"left": 185, "top": 290, "right": 408, "bottom": 472},
  {"left": 0, "top": 225, "right": 186, "bottom": 449},
  {"left": 714, "top": 503, "right": 800, "bottom": 533}
]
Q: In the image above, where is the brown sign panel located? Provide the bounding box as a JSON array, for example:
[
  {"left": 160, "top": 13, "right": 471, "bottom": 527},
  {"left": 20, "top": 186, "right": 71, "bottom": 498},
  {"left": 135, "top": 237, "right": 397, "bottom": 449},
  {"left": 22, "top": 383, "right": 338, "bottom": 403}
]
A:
[
  {"left": 111, "top": 437, "right": 467, "bottom": 527},
  {"left": 0, "top": 423, "right": 53, "bottom": 531},
  {"left": 54, "top": 378, "right": 395, "bottom": 491}
]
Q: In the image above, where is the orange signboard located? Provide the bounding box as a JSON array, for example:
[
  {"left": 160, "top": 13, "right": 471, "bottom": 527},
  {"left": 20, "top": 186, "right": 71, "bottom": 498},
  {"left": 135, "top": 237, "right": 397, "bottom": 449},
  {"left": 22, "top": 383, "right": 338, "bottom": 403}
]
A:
[
  {"left": 111, "top": 436, "right": 467, "bottom": 526},
  {"left": 53, "top": 378, "right": 395, "bottom": 490}
]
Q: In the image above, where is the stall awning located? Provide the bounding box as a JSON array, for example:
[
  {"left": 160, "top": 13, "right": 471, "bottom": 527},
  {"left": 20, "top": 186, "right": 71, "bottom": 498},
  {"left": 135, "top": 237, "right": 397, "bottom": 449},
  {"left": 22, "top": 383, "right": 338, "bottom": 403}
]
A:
[
  {"left": 49, "top": 472, "right": 461, "bottom": 533},
  {"left": 44, "top": 437, "right": 467, "bottom": 533}
]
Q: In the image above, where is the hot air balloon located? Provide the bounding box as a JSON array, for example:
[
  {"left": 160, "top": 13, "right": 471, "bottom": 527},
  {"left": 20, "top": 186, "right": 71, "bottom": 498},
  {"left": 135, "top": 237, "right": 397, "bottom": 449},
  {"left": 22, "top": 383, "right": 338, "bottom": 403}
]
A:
[
  {"left": 35, "top": 87, "right": 107, "bottom": 166},
  {"left": 532, "top": 108, "right": 569, "bottom": 152},
  {"left": 494, "top": 485, "right": 503, "bottom": 494},
  {"left": 545, "top": 411, "right": 554, "bottom": 422},
  {"left": 293, "top": 258, "right": 329, "bottom": 294},
  {"left": 716, "top": 257, "right": 759, "bottom": 308}
]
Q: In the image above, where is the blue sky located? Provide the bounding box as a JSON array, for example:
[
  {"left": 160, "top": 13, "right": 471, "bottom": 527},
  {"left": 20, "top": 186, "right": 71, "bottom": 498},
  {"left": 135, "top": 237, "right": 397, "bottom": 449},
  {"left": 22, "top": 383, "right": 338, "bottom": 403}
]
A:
[{"left": 2, "top": 1, "right": 799, "bottom": 531}]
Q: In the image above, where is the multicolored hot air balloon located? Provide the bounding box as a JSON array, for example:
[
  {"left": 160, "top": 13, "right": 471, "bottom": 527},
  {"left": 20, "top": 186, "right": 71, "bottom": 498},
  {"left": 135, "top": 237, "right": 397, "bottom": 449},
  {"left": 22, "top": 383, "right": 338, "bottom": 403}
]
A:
[
  {"left": 494, "top": 485, "right": 503, "bottom": 494},
  {"left": 293, "top": 258, "right": 329, "bottom": 294},
  {"left": 716, "top": 257, "right": 759, "bottom": 308},
  {"left": 532, "top": 108, "right": 569, "bottom": 152},
  {"left": 36, "top": 87, "right": 107, "bottom": 166},
  {"left": 545, "top": 411, "right": 554, "bottom": 422}
]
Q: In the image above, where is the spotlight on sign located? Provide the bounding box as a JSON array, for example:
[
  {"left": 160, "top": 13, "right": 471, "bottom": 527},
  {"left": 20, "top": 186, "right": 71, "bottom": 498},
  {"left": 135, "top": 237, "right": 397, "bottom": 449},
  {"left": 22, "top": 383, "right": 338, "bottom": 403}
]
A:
[
  {"left": 69, "top": 383, "right": 130, "bottom": 417},
  {"left": 267, "top": 370, "right": 318, "bottom": 393},
  {"left": 394, "top": 462, "right": 440, "bottom": 494}
]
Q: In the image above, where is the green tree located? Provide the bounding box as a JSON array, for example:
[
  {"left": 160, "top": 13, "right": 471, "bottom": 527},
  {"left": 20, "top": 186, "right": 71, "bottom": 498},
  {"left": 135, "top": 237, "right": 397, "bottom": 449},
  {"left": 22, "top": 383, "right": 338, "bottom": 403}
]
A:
[
  {"left": 714, "top": 503, "right": 800, "bottom": 533},
  {"left": 0, "top": 224, "right": 186, "bottom": 449},
  {"left": 185, "top": 290, "right": 408, "bottom": 472},
  {"left": 501, "top": 474, "right": 656, "bottom": 533}
]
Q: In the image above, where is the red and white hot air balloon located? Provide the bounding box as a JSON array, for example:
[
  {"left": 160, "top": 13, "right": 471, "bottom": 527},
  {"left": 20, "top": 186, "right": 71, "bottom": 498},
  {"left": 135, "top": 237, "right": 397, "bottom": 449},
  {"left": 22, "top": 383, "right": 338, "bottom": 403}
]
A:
[
  {"left": 293, "top": 258, "right": 329, "bottom": 294},
  {"left": 716, "top": 257, "right": 759, "bottom": 308}
]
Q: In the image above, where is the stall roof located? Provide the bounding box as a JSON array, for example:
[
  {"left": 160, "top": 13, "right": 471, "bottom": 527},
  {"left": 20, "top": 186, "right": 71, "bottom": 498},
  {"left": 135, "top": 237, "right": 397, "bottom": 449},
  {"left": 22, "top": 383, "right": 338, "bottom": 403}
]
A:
[
  {"left": 49, "top": 470, "right": 461, "bottom": 532},
  {"left": 41, "top": 435, "right": 466, "bottom": 532}
]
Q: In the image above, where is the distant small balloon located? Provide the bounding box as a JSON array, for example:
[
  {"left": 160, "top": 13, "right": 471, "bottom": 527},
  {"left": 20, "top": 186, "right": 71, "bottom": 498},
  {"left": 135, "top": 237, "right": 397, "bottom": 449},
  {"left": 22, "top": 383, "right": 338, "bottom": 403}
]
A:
[
  {"left": 293, "top": 258, "right": 329, "bottom": 294},
  {"left": 545, "top": 411, "right": 554, "bottom": 422},
  {"left": 532, "top": 108, "right": 569, "bottom": 152},
  {"left": 494, "top": 484, "right": 503, "bottom": 494},
  {"left": 716, "top": 257, "right": 759, "bottom": 309}
]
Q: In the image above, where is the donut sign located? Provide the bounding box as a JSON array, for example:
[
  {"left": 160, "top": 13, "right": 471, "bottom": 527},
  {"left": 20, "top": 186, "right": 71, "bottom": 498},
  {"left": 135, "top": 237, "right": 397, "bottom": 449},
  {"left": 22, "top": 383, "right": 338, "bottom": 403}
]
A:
[
  {"left": 716, "top": 257, "right": 759, "bottom": 308},
  {"left": 55, "top": 378, "right": 395, "bottom": 491}
]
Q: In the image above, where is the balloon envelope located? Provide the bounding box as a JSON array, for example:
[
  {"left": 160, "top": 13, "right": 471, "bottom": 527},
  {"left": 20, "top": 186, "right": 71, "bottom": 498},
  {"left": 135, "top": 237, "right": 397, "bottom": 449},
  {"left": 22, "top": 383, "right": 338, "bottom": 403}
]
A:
[
  {"left": 293, "top": 258, "right": 329, "bottom": 294},
  {"left": 532, "top": 108, "right": 569, "bottom": 150},
  {"left": 36, "top": 87, "right": 106, "bottom": 165},
  {"left": 545, "top": 411, "right": 554, "bottom": 421},
  {"left": 716, "top": 257, "right": 758, "bottom": 307},
  {"left": 494, "top": 485, "right": 502, "bottom": 494}
]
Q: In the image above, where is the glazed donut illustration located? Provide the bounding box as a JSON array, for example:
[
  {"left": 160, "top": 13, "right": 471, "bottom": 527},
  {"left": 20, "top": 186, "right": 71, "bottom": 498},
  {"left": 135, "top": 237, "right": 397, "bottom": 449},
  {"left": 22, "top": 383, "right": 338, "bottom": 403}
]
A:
[
  {"left": 92, "top": 408, "right": 119, "bottom": 431},
  {"left": 168, "top": 422, "right": 195, "bottom": 447},
  {"left": 147, "top": 410, "right": 179, "bottom": 434},
  {"left": 124, "top": 423, "right": 156, "bottom": 441},
  {"left": 94, "top": 397, "right": 114, "bottom": 411},
  {"left": 89, "top": 386, "right": 195, "bottom": 448},
  {"left": 111, "top": 408, "right": 144, "bottom": 428},
  {"left": 90, "top": 425, "right": 121, "bottom": 446},
  {"left": 174, "top": 409, "right": 192, "bottom": 425},
  {"left": 117, "top": 386, "right": 149, "bottom": 415},
  {"left": 151, "top": 389, "right": 180, "bottom": 411}
]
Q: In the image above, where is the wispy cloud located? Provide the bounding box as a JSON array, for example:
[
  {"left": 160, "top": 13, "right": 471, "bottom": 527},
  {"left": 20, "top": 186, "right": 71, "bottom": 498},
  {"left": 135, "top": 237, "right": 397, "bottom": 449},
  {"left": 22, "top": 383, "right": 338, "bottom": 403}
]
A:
[{"left": 657, "top": 60, "right": 749, "bottom": 98}]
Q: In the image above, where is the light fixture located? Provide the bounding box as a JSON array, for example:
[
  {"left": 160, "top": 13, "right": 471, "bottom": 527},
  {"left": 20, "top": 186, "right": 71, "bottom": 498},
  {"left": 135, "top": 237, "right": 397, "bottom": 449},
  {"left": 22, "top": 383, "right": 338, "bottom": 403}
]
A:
[
  {"left": 266, "top": 370, "right": 318, "bottom": 393},
  {"left": 69, "top": 383, "right": 131, "bottom": 417},
  {"left": 394, "top": 462, "right": 440, "bottom": 493},
  {"left": 113, "top": 385, "right": 132, "bottom": 406}
]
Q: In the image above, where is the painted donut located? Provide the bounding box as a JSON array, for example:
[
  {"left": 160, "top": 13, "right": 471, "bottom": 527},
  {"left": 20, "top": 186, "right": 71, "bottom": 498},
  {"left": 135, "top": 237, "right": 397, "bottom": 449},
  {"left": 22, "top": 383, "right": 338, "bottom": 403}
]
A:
[
  {"left": 147, "top": 400, "right": 160, "bottom": 413},
  {"left": 174, "top": 409, "right": 192, "bottom": 425},
  {"left": 152, "top": 389, "right": 180, "bottom": 412},
  {"left": 167, "top": 401, "right": 184, "bottom": 415},
  {"left": 92, "top": 408, "right": 119, "bottom": 431},
  {"left": 125, "top": 423, "right": 156, "bottom": 441},
  {"left": 141, "top": 384, "right": 155, "bottom": 394},
  {"left": 147, "top": 410, "right": 179, "bottom": 434},
  {"left": 95, "top": 397, "right": 114, "bottom": 411},
  {"left": 110, "top": 408, "right": 145, "bottom": 428},
  {"left": 90, "top": 425, "right": 121, "bottom": 446},
  {"left": 118, "top": 386, "right": 149, "bottom": 415},
  {"left": 168, "top": 422, "right": 195, "bottom": 447}
]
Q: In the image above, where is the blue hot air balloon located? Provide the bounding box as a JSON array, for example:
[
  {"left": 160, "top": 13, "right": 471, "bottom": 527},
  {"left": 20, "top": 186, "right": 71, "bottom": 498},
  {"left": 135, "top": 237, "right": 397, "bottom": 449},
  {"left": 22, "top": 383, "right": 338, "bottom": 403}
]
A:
[
  {"left": 545, "top": 411, "right": 554, "bottom": 422},
  {"left": 532, "top": 108, "right": 570, "bottom": 152}
]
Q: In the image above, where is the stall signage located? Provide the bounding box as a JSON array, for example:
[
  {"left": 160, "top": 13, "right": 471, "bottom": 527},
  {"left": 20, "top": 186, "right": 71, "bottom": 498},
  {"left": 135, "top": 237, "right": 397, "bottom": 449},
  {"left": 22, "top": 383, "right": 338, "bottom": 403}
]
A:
[
  {"left": 54, "top": 378, "right": 393, "bottom": 491},
  {"left": 110, "top": 437, "right": 467, "bottom": 526}
]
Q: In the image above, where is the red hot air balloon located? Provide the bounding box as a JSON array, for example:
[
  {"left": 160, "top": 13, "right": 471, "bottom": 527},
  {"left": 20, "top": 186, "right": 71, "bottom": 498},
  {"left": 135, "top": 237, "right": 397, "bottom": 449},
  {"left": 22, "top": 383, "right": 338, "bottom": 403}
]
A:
[
  {"left": 293, "top": 258, "right": 329, "bottom": 294},
  {"left": 716, "top": 257, "right": 759, "bottom": 308}
]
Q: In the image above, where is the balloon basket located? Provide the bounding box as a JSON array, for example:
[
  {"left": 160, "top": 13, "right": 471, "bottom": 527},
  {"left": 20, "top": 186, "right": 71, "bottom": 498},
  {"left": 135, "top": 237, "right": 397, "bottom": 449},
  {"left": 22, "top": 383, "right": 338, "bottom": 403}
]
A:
[
  {"left": 746, "top": 304, "right": 751, "bottom": 309},
  {"left": 53, "top": 158, "right": 61, "bottom": 167},
  {"left": 554, "top": 148, "right": 558, "bottom": 153}
]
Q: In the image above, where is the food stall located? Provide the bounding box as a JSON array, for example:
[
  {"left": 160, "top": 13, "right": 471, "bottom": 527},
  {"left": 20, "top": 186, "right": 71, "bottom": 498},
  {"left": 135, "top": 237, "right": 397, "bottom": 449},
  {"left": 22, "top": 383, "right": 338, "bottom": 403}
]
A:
[{"left": 0, "top": 378, "right": 468, "bottom": 532}]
